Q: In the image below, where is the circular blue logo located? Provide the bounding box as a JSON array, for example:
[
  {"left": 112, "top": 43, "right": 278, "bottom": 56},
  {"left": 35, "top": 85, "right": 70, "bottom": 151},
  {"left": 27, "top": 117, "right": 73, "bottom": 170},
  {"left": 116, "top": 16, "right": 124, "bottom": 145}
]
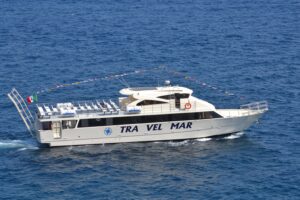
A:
[{"left": 104, "top": 128, "right": 112, "bottom": 136}]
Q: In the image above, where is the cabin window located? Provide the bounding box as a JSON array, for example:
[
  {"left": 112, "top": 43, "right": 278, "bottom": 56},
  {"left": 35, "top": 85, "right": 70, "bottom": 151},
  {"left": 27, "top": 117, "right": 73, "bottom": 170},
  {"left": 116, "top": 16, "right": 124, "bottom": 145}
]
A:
[
  {"left": 204, "top": 112, "right": 212, "bottom": 119},
  {"left": 171, "top": 113, "right": 195, "bottom": 121},
  {"left": 211, "top": 112, "right": 222, "bottom": 118},
  {"left": 78, "top": 118, "right": 106, "bottom": 128},
  {"left": 137, "top": 100, "right": 167, "bottom": 106},
  {"left": 158, "top": 94, "right": 175, "bottom": 100},
  {"left": 106, "top": 118, "right": 113, "bottom": 126},
  {"left": 175, "top": 93, "right": 190, "bottom": 99},
  {"left": 77, "top": 112, "right": 222, "bottom": 128},
  {"left": 144, "top": 114, "right": 170, "bottom": 123},
  {"left": 42, "top": 122, "right": 52, "bottom": 130},
  {"left": 159, "top": 94, "right": 190, "bottom": 100},
  {"left": 62, "top": 120, "right": 77, "bottom": 129}
]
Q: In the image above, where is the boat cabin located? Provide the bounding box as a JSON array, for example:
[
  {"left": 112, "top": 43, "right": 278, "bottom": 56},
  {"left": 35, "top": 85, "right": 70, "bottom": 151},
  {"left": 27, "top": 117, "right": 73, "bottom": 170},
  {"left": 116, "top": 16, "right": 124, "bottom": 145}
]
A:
[
  {"left": 119, "top": 86, "right": 215, "bottom": 113},
  {"left": 35, "top": 86, "right": 217, "bottom": 121}
]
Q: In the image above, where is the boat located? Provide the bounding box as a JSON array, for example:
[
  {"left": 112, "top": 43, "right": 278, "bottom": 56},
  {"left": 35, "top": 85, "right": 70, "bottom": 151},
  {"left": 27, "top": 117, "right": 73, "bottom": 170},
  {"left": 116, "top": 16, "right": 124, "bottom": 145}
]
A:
[{"left": 7, "top": 82, "right": 268, "bottom": 147}]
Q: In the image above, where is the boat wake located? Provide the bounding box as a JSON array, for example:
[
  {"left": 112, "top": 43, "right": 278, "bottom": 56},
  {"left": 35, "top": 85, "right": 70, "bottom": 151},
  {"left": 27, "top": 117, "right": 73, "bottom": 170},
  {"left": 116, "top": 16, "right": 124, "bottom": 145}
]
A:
[
  {"left": 0, "top": 140, "right": 39, "bottom": 151},
  {"left": 196, "top": 138, "right": 212, "bottom": 142},
  {"left": 166, "top": 133, "right": 243, "bottom": 146},
  {"left": 68, "top": 144, "right": 119, "bottom": 155},
  {"left": 0, "top": 133, "right": 244, "bottom": 152},
  {"left": 167, "top": 140, "right": 189, "bottom": 147},
  {"left": 223, "top": 132, "right": 244, "bottom": 140},
  {"left": 156, "top": 135, "right": 240, "bottom": 147}
]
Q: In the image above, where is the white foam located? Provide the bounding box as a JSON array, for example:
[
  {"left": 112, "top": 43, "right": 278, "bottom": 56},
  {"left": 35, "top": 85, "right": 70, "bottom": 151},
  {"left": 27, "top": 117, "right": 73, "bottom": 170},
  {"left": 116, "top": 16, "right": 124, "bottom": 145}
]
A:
[
  {"left": 224, "top": 132, "right": 244, "bottom": 140},
  {"left": 196, "top": 138, "right": 212, "bottom": 142},
  {"left": 0, "top": 140, "right": 38, "bottom": 151},
  {"left": 17, "top": 146, "right": 39, "bottom": 151},
  {"left": 167, "top": 140, "right": 189, "bottom": 147},
  {"left": 68, "top": 144, "right": 117, "bottom": 154}
]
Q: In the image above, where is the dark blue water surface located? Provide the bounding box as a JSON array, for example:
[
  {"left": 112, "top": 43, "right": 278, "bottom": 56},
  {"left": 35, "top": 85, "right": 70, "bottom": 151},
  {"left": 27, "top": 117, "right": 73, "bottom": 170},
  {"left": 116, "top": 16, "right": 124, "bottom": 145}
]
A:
[{"left": 0, "top": 0, "right": 299, "bottom": 199}]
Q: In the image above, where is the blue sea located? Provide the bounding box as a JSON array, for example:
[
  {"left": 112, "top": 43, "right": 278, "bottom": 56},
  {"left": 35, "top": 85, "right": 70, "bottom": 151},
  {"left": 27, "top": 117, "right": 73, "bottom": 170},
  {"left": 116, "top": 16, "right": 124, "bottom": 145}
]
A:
[{"left": 0, "top": 0, "right": 299, "bottom": 199}]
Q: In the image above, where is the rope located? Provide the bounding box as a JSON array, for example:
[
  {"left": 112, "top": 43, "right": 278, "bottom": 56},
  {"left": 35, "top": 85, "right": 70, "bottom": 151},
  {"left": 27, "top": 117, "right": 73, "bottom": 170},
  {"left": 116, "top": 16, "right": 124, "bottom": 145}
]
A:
[
  {"left": 162, "top": 67, "right": 247, "bottom": 102},
  {"left": 33, "top": 67, "right": 162, "bottom": 95},
  {"left": 28, "top": 66, "right": 248, "bottom": 103}
]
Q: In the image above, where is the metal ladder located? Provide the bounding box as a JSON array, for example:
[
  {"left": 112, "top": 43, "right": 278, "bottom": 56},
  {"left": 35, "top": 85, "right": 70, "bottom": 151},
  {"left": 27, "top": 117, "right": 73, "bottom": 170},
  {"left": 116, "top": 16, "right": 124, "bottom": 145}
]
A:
[{"left": 7, "top": 88, "right": 35, "bottom": 137}]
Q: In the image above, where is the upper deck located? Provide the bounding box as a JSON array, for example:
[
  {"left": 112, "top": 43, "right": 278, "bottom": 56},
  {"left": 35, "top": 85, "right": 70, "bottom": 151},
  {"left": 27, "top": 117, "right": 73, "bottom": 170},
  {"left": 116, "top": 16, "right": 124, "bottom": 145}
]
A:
[
  {"left": 36, "top": 99, "right": 213, "bottom": 121},
  {"left": 36, "top": 86, "right": 216, "bottom": 121},
  {"left": 36, "top": 100, "right": 120, "bottom": 121},
  {"left": 120, "top": 86, "right": 193, "bottom": 96}
]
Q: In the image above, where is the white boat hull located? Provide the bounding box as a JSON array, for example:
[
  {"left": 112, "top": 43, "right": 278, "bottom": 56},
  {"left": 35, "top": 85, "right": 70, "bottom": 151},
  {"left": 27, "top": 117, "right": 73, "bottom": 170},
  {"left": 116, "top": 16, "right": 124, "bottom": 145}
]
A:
[{"left": 36, "top": 112, "right": 262, "bottom": 147}]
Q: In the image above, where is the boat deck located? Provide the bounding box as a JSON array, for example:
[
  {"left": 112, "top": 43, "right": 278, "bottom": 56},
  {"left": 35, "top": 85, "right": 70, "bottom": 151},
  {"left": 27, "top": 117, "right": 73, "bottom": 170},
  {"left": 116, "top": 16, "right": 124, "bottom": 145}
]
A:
[
  {"left": 36, "top": 100, "right": 121, "bottom": 120},
  {"left": 35, "top": 99, "right": 201, "bottom": 120}
]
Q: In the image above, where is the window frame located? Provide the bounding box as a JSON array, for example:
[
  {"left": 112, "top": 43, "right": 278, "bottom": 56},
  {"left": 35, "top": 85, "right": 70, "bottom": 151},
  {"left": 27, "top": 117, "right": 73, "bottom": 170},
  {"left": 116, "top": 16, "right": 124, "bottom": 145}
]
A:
[{"left": 77, "top": 112, "right": 222, "bottom": 128}]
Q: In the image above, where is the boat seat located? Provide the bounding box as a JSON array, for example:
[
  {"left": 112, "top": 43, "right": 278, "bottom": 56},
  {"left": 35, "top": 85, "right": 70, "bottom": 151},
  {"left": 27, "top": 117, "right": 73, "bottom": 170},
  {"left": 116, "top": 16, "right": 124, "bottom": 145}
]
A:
[
  {"left": 72, "top": 106, "right": 78, "bottom": 111},
  {"left": 110, "top": 100, "right": 120, "bottom": 112},
  {"left": 97, "top": 101, "right": 107, "bottom": 112},
  {"left": 85, "top": 103, "right": 93, "bottom": 111},
  {"left": 103, "top": 100, "right": 113, "bottom": 113},
  {"left": 51, "top": 106, "right": 59, "bottom": 114},
  {"left": 60, "top": 108, "right": 76, "bottom": 116},
  {"left": 78, "top": 104, "right": 86, "bottom": 113},
  {"left": 44, "top": 106, "right": 52, "bottom": 115},
  {"left": 37, "top": 106, "right": 46, "bottom": 116},
  {"left": 93, "top": 103, "right": 104, "bottom": 114},
  {"left": 92, "top": 103, "right": 101, "bottom": 111}
]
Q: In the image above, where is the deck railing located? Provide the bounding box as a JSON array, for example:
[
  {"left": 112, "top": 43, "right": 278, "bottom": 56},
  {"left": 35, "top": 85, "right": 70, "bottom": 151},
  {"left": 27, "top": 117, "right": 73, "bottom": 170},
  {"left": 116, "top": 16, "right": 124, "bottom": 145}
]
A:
[
  {"left": 140, "top": 101, "right": 199, "bottom": 114},
  {"left": 36, "top": 99, "right": 269, "bottom": 120},
  {"left": 240, "top": 101, "right": 269, "bottom": 112}
]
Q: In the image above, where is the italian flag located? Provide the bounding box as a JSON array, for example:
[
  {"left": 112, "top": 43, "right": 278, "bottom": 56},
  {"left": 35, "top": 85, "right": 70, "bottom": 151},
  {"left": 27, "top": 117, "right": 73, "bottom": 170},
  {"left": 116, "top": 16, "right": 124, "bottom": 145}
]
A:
[{"left": 26, "top": 94, "right": 38, "bottom": 104}]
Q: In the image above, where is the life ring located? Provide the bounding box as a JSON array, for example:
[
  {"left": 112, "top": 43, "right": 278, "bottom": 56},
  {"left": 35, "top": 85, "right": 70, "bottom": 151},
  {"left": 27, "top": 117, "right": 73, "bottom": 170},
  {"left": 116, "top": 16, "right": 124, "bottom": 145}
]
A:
[{"left": 185, "top": 103, "right": 192, "bottom": 109}]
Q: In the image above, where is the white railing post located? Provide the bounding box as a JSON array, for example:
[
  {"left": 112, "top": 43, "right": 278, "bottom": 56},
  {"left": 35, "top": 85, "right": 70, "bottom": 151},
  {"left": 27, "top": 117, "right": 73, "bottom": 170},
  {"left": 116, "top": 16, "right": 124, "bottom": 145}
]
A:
[{"left": 240, "top": 101, "right": 268, "bottom": 114}]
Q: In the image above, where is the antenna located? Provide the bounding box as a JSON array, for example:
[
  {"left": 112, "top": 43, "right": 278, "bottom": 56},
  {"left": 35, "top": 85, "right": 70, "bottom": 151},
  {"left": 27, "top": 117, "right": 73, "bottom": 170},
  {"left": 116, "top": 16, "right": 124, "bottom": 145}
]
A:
[
  {"left": 117, "top": 76, "right": 130, "bottom": 88},
  {"left": 158, "top": 65, "right": 166, "bottom": 87}
]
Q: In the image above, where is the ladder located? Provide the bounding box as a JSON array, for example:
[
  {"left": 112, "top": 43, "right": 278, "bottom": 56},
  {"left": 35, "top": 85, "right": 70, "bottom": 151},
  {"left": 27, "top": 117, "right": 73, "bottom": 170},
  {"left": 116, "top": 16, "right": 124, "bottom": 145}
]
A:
[{"left": 7, "top": 88, "right": 35, "bottom": 137}]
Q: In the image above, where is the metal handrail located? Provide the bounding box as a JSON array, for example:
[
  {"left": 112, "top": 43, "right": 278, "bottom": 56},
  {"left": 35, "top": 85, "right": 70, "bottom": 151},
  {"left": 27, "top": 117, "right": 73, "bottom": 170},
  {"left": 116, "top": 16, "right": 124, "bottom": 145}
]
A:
[
  {"left": 140, "top": 101, "right": 199, "bottom": 114},
  {"left": 240, "top": 101, "right": 269, "bottom": 112},
  {"left": 36, "top": 99, "right": 269, "bottom": 120}
]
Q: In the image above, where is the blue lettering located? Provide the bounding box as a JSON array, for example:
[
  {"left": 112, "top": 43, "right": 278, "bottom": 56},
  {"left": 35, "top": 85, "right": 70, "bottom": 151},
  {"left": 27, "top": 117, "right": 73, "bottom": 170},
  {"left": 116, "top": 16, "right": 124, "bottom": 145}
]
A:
[
  {"left": 120, "top": 126, "right": 126, "bottom": 133},
  {"left": 171, "top": 123, "right": 179, "bottom": 129},
  {"left": 147, "top": 124, "right": 162, "bottom": 131},
  {"left": 147, "top": 124, "right": 154, "bottom": 131},
  {"left": 126, "top": 126, "right": 132, "bottom": 132},
  {"left": 179, "top": 123, "right": 186, "bottom": 129},
  {"left": 132, "top": 126, "right": 138, "bottom": 132},
  {"left": 186, "top": 122, "right": 192, "bottom": 129},
  {"left": 121, "top": 125, "right": 139, "bottom": 133},
  {"left": 171, "top": 122, "right": 192, "bottom": 130},
  {"left": 155, "top": 124, "right": 162, "bottom": 130}
]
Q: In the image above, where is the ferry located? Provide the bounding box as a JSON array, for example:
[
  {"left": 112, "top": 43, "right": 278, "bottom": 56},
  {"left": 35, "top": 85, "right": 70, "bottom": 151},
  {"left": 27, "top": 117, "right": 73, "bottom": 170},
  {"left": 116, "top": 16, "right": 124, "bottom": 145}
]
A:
[{"left": 7, "top": 82, "right": 268, "bottom": 147}]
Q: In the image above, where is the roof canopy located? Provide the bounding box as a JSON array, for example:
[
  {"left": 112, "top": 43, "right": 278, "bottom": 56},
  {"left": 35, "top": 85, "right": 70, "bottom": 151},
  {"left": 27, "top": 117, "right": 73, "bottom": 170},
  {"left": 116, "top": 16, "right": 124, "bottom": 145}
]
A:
[{"left": 119, "top": 86, "right": 193, "bottom": 98}]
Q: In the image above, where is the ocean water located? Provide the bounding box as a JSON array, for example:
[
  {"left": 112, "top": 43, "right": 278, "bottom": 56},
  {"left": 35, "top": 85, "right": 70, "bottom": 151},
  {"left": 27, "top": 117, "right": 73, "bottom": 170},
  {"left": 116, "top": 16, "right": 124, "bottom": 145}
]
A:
[{"left": 0, "top": 0, "right": 299, "bottom": 199}]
